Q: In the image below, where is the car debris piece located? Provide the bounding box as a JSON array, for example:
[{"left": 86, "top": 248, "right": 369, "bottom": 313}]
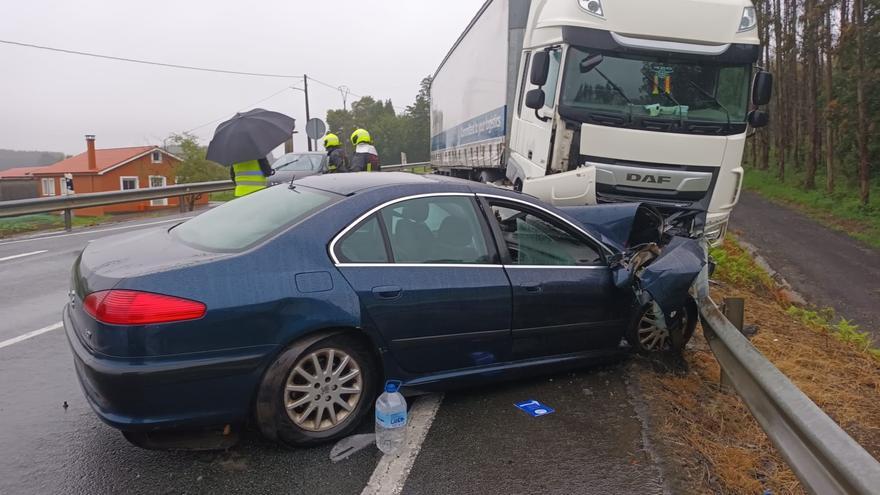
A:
[
  {"left": 330, "top": 434, "right": 376, "bottom": 463},
  {"left": 515, "top": 400, "right": 555, "bottom": 417}
]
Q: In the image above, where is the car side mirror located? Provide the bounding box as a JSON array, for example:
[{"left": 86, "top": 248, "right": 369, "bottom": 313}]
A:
[
  {"left": 530, "top": 51, "right": 550, "bottom": 86},
  {"left": 748, "top": 110, "right": 769, "bottom": 128},
  {"left": 579, "top": 54, "right": 604, "bottom": 73},
  {"left": 752, "top": 71, "right": 773, "bottom": 106},
  {"left": 525, "top": 89, "right": 545, "bottom": 110}
]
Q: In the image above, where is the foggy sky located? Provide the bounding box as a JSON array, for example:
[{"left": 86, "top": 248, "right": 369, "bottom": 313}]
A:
[{"left": 1, "top": 0, "right": 482, "bottom": 156}]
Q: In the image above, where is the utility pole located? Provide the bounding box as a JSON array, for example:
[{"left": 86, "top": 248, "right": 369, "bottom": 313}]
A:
[{"left": 304, "top": 74, "right": 312, "bottom": 151}]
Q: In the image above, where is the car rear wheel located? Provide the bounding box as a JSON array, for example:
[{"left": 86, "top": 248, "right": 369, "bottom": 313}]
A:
[
  {"left": 627, "top": 299, "right": 697, "bottom": 354},
  {"left": 256, "top": 334, "right": 377, "bottom": 447}
]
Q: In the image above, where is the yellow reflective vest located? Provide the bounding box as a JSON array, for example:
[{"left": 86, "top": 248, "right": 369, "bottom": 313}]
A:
[{"left": 232, "top": 160, "right": 268, "bottom": 197}]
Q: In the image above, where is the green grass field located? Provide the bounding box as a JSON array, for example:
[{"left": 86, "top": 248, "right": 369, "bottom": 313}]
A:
[
  {"left": 742, "top": 167, "right": 880, "bottom": 249},
  {"left": 0, "top": 214, "right": 109, "bottom": 238}
]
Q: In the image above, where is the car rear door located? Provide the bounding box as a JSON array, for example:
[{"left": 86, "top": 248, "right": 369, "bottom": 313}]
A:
[
  {"left": 478, "top": 194, "right": 626, "bottom": 359},
  {"left": 332, "top": 193, "right": 512, "bottom": 374}
]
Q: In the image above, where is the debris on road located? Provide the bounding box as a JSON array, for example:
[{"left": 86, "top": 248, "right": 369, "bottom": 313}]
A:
[
  {"left": 330, "top": 434, "right": 376, "bottom": 463},
  {"left": 514, "top": 400, "right": 555, "bottom": 417}
]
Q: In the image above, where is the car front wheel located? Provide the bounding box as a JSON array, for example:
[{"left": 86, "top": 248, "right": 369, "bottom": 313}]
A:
[
  {"left": 255, "top": 334, "right": 377, "bottom": 447},
  {"left": 627, "top": 299, "right": 697, "bottom": 354}
]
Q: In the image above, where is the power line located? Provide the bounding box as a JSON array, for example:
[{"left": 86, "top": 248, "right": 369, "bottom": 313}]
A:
[
  {"left": 308, "top": 76, "right": 363, "bottom": 99},
  {"left": 184, "top": 86, "right": 294, "bottom": 133},
  {"left": 0, "top": 39, "right": 306, "bottom": 79}
]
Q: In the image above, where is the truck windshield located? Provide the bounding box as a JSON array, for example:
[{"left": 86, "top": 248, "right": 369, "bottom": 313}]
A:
[{"left": 560, "top": 47, "right": 751, "bottom": 131}]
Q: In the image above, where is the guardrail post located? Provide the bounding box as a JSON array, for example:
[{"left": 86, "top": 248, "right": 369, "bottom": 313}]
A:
[
  {"left": 718, "top": 297, "right": 746, "bottom": 391},
  {"left": 722, "top": 298, "right": 746, "bottom": 333},
  {"left": 63, "top": 209, "right": 72, "bottom": 232}
]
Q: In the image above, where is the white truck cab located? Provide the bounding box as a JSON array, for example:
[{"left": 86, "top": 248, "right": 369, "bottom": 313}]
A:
[
  {"left": 430, "top": 0, "right": 772, "bottom": 243},
  {"left": 509, "top": 0, "right": 770, "bottom": 241}
]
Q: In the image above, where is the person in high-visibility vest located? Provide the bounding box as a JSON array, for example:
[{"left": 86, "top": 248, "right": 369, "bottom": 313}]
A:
[
  {"left": 349, "top": 128, "right": 379, "bottom": 172},
  {"left": 230, "top": 157, "right": 273, "bottom": 197},
  {"left": 322, "top": 133, "right": 348, "bottom": 173}
]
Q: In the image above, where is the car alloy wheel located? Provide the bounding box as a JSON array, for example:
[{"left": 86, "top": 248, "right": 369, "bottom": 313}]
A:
[
  {"left": 284, "top": 348, "right": 363, "bottom": 432},
  {"left": 628, "top": 299, "right": 697, "bottom": 354},
  {"left": 637, "top": 308, "right": 676, "bottom": 352}
]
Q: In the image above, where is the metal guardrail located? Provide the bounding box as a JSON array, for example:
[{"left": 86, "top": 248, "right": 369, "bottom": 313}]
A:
[
  {"left": 380, "top": 162, "right": 432, "bottom": 172},
  {"left": 0, "top": 180, "right": 233, "bottom": 231},
  {"left": 700, "top": 296, "right": 880, "bottom": 495},
  {"left": 0, "top": 166, "right": 434, "bottom": 232}
]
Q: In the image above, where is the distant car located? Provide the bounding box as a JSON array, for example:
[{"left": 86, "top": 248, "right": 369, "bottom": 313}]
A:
[
  {"left": 269, "top": 151, "right": 327, "bottom": 185},
  {"left": 64, "top": 172, "right": 704, "bottom": 449}
]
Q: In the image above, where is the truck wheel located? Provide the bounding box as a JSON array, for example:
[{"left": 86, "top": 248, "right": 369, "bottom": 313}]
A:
[
  {"left": 626, "top": 299, "right": 697, "bottom": 354},
  {"left": 514, "top": 179, "right": 523, "bottom": 192},
  {"left": 255, "top": 334, "right": 378, "bottom": 447}
]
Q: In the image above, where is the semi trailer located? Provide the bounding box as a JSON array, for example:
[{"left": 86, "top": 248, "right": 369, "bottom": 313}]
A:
[{"left": 430, "top": 0, "right": 772, "bottom": 242}]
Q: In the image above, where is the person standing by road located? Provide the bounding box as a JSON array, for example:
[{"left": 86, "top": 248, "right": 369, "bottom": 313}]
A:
[
  {"left": 322, "top": 133, "right": 349, "bottom": 173},
  {"left": 230, "top": 157, "right": 273, "bottom": 197},
  {"left": 349, "top": 128, "right": 379, "bottom": 172}
]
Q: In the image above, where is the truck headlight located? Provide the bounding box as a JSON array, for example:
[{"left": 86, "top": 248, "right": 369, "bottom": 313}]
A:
[
  {"left": 738, "top": 6, "right": 757, "bottom": 32},
  {"left": 578, "top": 0, "right": 604, "bottom": 18}
]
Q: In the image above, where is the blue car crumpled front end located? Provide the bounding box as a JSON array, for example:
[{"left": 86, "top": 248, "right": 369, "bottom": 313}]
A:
[{"left": 562, "top": 202, "right": 709, "bottom": 318}]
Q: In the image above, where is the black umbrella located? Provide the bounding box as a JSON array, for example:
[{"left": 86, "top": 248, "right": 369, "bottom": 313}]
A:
[{"left": 206, "top": 108, "right": 296, "bottom": 165}]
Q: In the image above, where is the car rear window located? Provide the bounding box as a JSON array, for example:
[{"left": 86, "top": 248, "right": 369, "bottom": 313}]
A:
[{"left": 172, "top": 185, "right": 337, "bottom": 251}]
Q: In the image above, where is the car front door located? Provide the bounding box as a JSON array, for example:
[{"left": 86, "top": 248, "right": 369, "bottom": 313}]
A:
[
  {"left": 479, "top": 195, "right": 626, "bottom": 359},
  {"left": 332, "top": 194, "right": 511, "bottom": 374}
]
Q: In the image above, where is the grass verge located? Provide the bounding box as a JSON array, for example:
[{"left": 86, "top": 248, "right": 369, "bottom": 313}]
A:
[
  {"left": 0, "top": 214, "right": 109, "bottom": 238},
  {"left": 742, "top": 167, "right": 880, "bottom": 249},
  {"left": 636, "top": 235, "right": 880, "bottom": 494},
  {"left": 210, "top": 190, "right": 235, "bottom": 202}
]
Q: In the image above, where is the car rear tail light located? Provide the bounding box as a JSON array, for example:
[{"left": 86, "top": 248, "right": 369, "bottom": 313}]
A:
[{"left": 83, "top": 290, "right": 206, "bottom": 325}]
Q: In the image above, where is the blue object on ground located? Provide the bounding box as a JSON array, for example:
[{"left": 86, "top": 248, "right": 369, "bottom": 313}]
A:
[{"left": 515, "top": 400, "right": 555, "bottom": 417}]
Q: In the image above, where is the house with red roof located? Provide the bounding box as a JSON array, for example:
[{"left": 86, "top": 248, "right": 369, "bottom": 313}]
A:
[{"left": 2, "top": 135, "right": 206, "bottom": 216}]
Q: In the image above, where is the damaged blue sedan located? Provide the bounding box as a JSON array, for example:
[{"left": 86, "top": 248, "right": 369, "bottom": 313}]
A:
[{"left": 64, "top": 172, "right": 705, "bottom": 449}]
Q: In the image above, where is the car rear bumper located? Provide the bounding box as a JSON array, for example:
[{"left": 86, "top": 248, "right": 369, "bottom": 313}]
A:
[{"left": 63, "top": 304, "right": 275, "bottom": 432}]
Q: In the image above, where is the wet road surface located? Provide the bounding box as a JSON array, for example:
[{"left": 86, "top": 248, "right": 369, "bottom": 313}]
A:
[
  {"left": 403, "top": 363, "right": 665, "bottom": 495},
  {"left": 0, "top": 214, "right": 668, "bottom": 494},
  {"left": 731, "top": 191, "right": 880, "bottom": 337}
]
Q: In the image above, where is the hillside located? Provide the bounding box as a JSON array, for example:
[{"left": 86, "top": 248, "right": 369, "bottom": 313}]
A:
[{"left": 0, "top": 149, "right": 65, "bottom": 171}]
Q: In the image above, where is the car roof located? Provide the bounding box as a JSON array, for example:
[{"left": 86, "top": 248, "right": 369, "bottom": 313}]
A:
[{"left": 295, "top": 172, "right": 505, "bottom": 196}]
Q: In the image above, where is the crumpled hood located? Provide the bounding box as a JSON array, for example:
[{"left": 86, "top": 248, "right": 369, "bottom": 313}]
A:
[
  {"left": 561, "top": 203, "right": 660, "bottom": 252},
  {"left": 639, "top": 236, "right": 707, "bottom": 314}
]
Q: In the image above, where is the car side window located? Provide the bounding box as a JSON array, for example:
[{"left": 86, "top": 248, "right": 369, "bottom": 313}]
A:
[
  {"left": 489, "top": 202, "right": 603, "bottom": 266},
  {"left": 380, "top": 196, "right": 491, "bottom": 264},
  {"left": 336, "top": 215, "right": 389, "bottom": 263}
]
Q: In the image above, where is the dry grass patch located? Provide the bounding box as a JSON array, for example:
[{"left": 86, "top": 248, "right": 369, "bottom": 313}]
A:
[{"left": 637, "top": 237, "right": 880, "bottom": 494}]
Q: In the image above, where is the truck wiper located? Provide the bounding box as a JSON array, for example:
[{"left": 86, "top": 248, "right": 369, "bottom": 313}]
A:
[
  {"left": 686, "top": 80, "right": 731, "bottom": 130},
  {"left": 593, "top": 68, "right": 633, "bottom": 121}
]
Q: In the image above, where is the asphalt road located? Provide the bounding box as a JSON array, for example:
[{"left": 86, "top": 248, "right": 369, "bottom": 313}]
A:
[
  {"left": 0, "top": 213, "right": 668, "bottom": 494},
  {"left": 730, "top": 191, "right": 880, "bottom": 337}
]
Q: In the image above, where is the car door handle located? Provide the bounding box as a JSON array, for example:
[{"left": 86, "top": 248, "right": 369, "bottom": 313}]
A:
[
  {"left": 522, "top": 283, "right": 542, "bottom": 294},
  {"left": 372, "top": 286, "right": 402, "bottom": 300}
]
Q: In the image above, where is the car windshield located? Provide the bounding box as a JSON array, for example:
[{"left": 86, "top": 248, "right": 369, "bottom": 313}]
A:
[
  {"left": 172, "top": 185, "right": 338, "bottom": 251},
  {"left": 273, "top": 153, "right": 324, "bottom": 172},
  {"left": 561, "top": 46, "right": 751, "bottom": 126}
]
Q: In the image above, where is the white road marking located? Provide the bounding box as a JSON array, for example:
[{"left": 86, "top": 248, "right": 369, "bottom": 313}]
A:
[
  {"left": 0, "top": 322, "right": 63, "bottom": 349},
  {"left": 362, "top": 394, "right": 443, "bottom": 495},
  {"left": 0, "top": 215, "right": 197, "bottom": 247},
  {"left": 0, "top": 250, "right": 48, "bottom": 262}
]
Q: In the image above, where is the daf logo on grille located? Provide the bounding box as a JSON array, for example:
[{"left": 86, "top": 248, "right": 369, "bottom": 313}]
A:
[{"left": 626, "top": 173, "right": 672, "bottom": 185}]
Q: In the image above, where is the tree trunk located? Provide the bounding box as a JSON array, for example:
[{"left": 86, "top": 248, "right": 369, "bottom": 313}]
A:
[
  {"left": 774, "top": 0, "right": 786, "bottom": 178},
  {"left": 823, "top": 0, "right": 835, "bottom": 193},
  {"left": 803, "top": 0, "right": 820, "bottom": 190},
  {"left": 854, "top": 0, "right": 870, "bottom": 205},
  {"left": 758, "top": 0, "right": 772, "bottom": 170}
]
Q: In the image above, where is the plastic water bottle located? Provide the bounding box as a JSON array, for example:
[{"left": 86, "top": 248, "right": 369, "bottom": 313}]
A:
[{"left": 375, "top": 380, "right": 407, "bottom": 455}]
